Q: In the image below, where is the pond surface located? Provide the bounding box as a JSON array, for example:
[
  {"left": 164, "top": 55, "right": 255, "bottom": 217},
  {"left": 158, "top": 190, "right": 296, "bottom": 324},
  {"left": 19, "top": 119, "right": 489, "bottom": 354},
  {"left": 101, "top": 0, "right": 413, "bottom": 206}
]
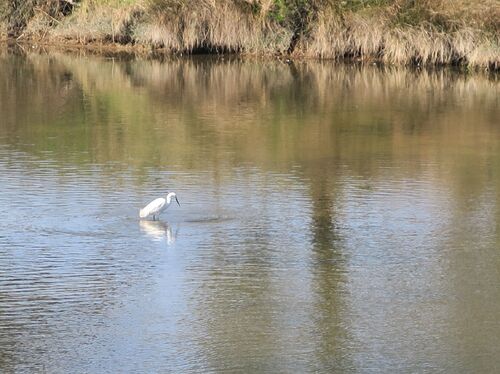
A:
[{"left": 0, "top": 48, "right": 499, "bottom": 373}]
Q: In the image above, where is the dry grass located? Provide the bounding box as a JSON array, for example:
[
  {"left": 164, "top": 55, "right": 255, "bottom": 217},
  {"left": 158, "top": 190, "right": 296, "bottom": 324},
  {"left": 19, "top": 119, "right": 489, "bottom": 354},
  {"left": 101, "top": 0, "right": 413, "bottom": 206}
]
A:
[
  {"left": 0, "top": 21, "right": 7, "bottom": 40},
  {"left": 3, "top": 0, "right": 499, "bottom": 69},
  {"left": 134, "top": 0, "right": 291, "bottom": 53},
  {"left": 0, "top": 1, "right": 6, "bottom": 38},
  {"left": 27, "top": 0, "right": 145, "bottom": 44},
  {"left": 303, "top": 2, "right": 499, "bottom": 69}
]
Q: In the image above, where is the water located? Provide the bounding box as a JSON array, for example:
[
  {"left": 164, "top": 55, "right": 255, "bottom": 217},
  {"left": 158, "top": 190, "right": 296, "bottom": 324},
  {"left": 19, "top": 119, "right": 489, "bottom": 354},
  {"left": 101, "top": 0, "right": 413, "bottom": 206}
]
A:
[{"left": 0, "top": 48, "right": 499, "bottom": 373}]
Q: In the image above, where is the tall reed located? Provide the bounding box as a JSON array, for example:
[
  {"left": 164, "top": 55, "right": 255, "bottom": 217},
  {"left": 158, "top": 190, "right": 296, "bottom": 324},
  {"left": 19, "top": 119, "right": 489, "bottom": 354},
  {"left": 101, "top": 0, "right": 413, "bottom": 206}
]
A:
[{"left": 1, "top": 0, "right": 498, "bottom": 69}]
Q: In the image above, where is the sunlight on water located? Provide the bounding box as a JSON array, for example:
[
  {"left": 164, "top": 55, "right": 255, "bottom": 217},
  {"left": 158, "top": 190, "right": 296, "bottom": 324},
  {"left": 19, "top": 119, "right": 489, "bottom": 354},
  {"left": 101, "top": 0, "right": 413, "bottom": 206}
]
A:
[{"left": 0, "top": 48, "right": 499, "bottom": 372}]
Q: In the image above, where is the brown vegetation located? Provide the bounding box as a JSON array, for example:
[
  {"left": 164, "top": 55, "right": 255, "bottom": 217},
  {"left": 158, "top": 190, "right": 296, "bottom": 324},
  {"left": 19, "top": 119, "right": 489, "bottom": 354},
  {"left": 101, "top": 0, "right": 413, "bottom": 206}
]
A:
[{"left": 1, "top": 0, "right": 499, "bottom": 69}]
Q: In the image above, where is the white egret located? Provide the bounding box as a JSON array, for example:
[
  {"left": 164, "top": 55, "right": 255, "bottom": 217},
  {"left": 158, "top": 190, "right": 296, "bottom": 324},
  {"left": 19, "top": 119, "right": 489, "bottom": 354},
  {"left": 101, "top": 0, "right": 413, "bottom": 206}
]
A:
[{"left": 139, "top": 192, "right": 180, "bottom": 220}]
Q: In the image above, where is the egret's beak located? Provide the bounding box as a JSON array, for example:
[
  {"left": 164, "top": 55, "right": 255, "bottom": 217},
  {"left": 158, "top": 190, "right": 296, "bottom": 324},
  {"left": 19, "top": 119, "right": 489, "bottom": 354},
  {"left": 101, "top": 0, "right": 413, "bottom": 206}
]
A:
[{"left": 175, "top": 196, "right": 180, "bottom": 206}]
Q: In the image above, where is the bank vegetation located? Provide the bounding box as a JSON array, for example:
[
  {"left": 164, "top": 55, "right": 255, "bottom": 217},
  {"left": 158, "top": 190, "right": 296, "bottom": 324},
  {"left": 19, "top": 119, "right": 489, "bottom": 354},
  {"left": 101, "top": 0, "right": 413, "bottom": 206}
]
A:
[{"left": 1, "top": 0, "right": 499, "bottom": 69}]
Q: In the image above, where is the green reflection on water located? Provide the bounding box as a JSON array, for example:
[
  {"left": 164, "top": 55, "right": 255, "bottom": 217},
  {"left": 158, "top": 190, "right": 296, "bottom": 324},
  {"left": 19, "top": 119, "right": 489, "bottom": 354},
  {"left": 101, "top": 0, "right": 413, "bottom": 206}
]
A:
[
  {"left": 1, "top": 50, "right": 498, "bottom": 174},
  {"left": 3, "top": 48, "right": 498, "bottom": 228}
]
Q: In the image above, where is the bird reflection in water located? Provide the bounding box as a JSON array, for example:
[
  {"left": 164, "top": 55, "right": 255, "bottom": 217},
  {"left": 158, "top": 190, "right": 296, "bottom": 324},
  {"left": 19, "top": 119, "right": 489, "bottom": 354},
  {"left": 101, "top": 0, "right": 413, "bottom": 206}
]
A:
[{"left": 139, "top": 220, "right": 178, "bottom": 245}]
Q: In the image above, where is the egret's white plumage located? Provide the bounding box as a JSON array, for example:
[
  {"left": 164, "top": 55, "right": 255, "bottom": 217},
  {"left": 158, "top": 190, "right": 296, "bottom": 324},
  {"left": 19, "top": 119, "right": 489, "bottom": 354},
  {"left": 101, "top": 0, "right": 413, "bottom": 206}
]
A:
[{"left": 140, "top": 192, "right": 180, "bottom": 220}]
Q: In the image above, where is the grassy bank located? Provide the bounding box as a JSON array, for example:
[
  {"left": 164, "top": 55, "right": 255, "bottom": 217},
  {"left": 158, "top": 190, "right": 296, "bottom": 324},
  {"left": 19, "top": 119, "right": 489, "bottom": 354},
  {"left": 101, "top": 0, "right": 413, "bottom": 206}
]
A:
[{"left": 1, "top": 1, "right": 499, "bottom": 69}]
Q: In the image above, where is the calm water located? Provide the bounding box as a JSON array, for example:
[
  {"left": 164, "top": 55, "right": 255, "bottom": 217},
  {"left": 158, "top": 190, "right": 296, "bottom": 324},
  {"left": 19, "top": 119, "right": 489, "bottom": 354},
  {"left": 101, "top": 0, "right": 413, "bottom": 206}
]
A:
[{"left": 0, "top": 48, "right": 499, "bottom": 373}]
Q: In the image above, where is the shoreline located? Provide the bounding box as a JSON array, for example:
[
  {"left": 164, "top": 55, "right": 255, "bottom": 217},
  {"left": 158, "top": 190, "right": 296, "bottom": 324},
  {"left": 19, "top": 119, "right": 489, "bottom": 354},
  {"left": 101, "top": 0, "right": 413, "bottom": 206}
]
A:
[
  {"left": 2, "top": 39, "right": 498, "bottom": 78},
  {"left": 1, "top": 1, "right": 498, "bottom": 70}
]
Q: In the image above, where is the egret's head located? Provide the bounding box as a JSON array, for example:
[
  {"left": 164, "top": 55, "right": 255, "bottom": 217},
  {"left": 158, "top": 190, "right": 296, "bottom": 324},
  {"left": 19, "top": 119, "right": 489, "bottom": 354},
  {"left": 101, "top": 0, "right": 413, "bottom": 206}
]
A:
[{"left": 167, "top": 191, "right": 180, "bottom": 206}]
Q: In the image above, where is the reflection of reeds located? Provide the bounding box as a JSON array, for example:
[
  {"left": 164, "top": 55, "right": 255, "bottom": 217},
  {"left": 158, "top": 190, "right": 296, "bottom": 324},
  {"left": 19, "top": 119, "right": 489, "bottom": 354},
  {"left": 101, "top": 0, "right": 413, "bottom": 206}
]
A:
[
  {"left": 1, "top": 50, "right": 499, "bottom": 222},
  {"left": 0, "top": 50, "right": 498, "bottom": 176}
]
